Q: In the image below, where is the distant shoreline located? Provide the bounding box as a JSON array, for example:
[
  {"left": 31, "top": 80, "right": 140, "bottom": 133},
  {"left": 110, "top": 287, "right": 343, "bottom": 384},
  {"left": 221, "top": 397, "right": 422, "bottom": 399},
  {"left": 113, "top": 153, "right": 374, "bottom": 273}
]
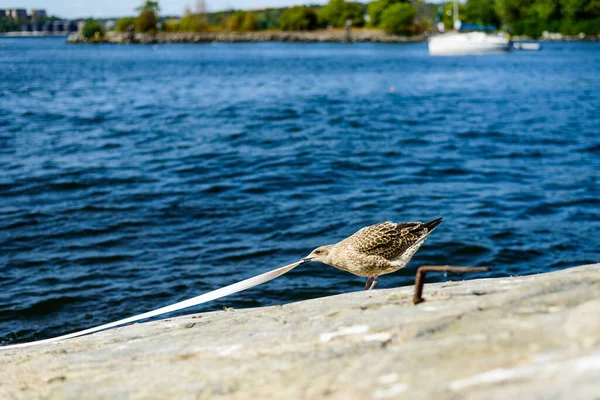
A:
[
  {"left": 63, "top": 31, "right": 600, "bottom": 44},
  {"left": 0, "top": 32, "right": 70, "bottom": 37},
  {"left": 2, "top": 30, "right": 597, "bottom": 43},
  {"left": 65, "top": 30, "right": 427, "bottom": 44}
]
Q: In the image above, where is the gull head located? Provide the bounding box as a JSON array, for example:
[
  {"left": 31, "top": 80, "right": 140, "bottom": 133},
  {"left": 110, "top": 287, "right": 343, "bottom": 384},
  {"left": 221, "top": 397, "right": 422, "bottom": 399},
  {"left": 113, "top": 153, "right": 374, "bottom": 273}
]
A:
[{"left": 302, "top": 245, "right": 333, "bottom": 264}]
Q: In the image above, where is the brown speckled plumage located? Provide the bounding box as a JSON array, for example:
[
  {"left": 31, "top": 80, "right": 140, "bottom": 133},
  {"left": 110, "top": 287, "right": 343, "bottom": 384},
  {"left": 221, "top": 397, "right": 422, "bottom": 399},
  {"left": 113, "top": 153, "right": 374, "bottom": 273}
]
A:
[{"left": 304, "top": 218, "right": 442, "bottom": 290}]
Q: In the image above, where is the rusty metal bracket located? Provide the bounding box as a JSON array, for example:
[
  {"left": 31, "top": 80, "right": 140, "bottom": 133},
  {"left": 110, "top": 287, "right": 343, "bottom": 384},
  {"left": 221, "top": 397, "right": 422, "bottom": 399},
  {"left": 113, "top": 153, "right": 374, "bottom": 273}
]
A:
[{"left": 413, "top": 266, "right": 490, "bottom": 305}]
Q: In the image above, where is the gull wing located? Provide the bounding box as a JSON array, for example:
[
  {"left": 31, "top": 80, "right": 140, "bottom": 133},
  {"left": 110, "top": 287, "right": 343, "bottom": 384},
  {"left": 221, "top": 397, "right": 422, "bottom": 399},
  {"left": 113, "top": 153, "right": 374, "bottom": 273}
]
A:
[{"left": 341, "top": 221, "right": 429, "bottom": 260}]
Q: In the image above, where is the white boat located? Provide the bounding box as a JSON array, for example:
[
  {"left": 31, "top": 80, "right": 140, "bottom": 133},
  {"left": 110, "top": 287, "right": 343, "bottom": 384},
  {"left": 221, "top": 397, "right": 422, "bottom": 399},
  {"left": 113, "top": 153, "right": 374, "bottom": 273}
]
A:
[
  {"left": 513, "top": 42, "right": 541, "bottom": 51},
  {"left": 428, "top": 0, "right": 510, "bottom": 56},
  {"left": 429, "top": 31, "right": 511, "bottom": 55}
]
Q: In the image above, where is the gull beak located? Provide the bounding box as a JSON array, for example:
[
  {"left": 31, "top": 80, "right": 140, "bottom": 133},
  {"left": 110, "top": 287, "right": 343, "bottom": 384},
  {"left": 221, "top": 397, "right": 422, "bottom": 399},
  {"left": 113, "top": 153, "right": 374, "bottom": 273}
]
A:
[{"left": 300, "top": 257, "right": 314, "bottom": 264}]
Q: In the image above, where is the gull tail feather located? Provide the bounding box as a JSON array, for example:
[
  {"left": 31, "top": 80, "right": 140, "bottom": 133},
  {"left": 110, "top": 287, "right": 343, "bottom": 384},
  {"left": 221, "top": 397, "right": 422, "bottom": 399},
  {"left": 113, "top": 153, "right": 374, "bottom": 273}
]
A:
[{"left": 423, "top": 217, "right": 443, "bottom": 232}]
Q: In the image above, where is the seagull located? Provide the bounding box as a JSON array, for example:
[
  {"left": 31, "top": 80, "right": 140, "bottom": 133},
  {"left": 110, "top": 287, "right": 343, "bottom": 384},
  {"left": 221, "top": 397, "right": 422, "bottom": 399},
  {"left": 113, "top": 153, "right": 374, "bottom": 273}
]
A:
[{"left": 302, "top": 218, "right": 443, "bottom": 290}]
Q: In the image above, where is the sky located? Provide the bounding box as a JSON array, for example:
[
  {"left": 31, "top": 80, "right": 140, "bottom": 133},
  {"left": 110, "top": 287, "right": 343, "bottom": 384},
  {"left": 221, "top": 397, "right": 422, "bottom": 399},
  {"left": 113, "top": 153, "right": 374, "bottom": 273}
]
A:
[{"left": 0, "top": 0, "right": 350, "bottom": 19}]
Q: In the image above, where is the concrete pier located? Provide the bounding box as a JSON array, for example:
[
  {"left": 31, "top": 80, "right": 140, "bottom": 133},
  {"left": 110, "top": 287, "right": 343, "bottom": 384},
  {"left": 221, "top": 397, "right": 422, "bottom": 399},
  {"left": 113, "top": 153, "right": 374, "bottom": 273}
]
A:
[{"left": 1, "top": 264, "right": 599, "bottom": 399}]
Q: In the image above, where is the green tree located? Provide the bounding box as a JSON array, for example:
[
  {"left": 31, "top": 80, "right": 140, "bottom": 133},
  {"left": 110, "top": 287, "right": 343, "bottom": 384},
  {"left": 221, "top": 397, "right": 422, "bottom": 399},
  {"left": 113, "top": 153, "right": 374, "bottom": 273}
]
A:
[
  {"left": 368, "top": 0, "right": 404, "bottom": 27},
  {"left": 135, "top": 8, "right": 158, "bottom": 32},
  {"left": 136, "top": 0, "right": 160, "bottom": 12},
  {"left": 82, "top": 19, "right": 104, "bottom": 38},
  {"left": 560, "top": 0, "right": 588, "bottom": 18},
  {"left": 227, "top": 11, "right": 245, "bottom": 31},
  {"left": 343, "top": 2, "right": 367, "bottom": 26},
  {"left": 280, "top": 6, "right": 319, "bottom": 31},
  {"left": 163, "top": 18, "right": 180, "bottom": 31},
  {"left": 587, "top": 0, "right": 600, "bottom": 17},
  {"left": 380, "top": 2, "right": 416, "bottom": 34},
  {"left": 115, "top": 17, "right": 135, "bottom": 32},
  {"left": 179, "top": 14, "right": 207, "bottom": 31},
  {"left": 531, "top": 0, "right": 559, "bottom": 21},
  {"left": 464, "top": 0, "right": 501, "bottom": 25},
  {"left": 0, "top": 16, "right": 22, "bottom": 32},
  {"left": 253, "top": 8, "right": 286, "bottom": 30},
  {"left": 179, "top": 6, "right": 207, "bottom": 32},
  {"left": 495, "top": 0, "right": 534, "bottom": 23},
  {"left": 319, "top": 0, "right": 365, "bottom": 27},
  {"left": 368, "top": 0, "right": 387, "bottom": 27},
  {"left": 241, "top": 12, "right": 258, "bottom": 31}
]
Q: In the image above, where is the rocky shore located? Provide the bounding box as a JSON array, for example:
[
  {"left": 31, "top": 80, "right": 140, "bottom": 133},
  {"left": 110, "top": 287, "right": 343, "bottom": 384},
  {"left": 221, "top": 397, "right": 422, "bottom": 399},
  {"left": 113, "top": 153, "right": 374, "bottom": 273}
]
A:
[
  {"left": 64, "top": 30, "right": 600, "bottom": 44},
  {"left": 2, "top": 263, "right": 600, "bottom": 399},
  {"left": 66, "top": 30, "right": 427, "bottom": 44}
]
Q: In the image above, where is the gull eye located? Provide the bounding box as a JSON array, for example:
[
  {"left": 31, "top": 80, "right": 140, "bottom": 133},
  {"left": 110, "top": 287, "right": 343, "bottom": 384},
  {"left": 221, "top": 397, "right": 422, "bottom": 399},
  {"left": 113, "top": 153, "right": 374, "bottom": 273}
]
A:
[{"left": 315, "top": 249, "right": 322, "bottom": 255}]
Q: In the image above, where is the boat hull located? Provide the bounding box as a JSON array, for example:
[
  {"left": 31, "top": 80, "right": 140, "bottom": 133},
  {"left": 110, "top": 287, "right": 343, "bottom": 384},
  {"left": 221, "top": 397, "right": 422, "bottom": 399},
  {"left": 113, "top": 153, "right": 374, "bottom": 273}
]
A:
[{"left": 428, "top": 32, "right": 510, "bottom": 56}]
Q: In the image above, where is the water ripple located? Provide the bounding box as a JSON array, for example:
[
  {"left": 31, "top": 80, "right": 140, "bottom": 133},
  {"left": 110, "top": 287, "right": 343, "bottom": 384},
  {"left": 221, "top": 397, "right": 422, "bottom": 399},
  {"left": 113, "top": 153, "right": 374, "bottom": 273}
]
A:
[{"left": 0, "top": 39, "right": 599, "bottom": 345}]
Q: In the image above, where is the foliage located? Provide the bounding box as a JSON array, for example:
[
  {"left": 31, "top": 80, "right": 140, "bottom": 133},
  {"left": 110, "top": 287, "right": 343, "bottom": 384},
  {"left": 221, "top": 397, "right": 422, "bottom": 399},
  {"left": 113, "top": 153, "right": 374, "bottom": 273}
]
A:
[
  {"left": 464, "top": 0, "right": 501, "bottom": 26},
  {"left": 379, "top": 2, "right": 416, "bottom": 34},
  {"left": 367, "top": 0, "right": 387, "bottom": 27},
  {"left": 179, "top": 15, "right": 207, "bottom": 32},
  {"left": 413, "top": 0, "right": 437, "bottom": 29},
  {"left": 368, "top": 0, "right": 405, "bottom": 27},
  {"left": 0, "top": 16, "right": 22, "bottom": 33},
  {"left": 529, "top": 0, "right": 559, "bottom": 20},
  {"left": 227, "top": 11, "right": 245, "bottom": 31},
  {"left": 0, "top": 14, "right": 60, "bottom": 33},
  {"left": 491, "top": 0, "right": 600, "bottom": 35},
  {"left": 207, "top": 8, "right": 287, "bottom": 30},
  {"left": 136, "top": 1, "right": 160, "bottom": 12},
  {"left": 179, "top": 0, "right": 600, "bottom": 36},
  {"left": 368, "top": 0, "right": 429, "bottom": 33},
  {"left": 253, "top": 8, "right": 287, "bottom": 29},
  {"left": 179, "top": 7, "right": 208, "bottom": 32},
  {"left": 510, "top": 16, "right": 600, "bottom": 34},
  {"left": 589, "top": 0, "right": 600, "bottom": 16},
  {"left": 279, "top": 6, "right": 319, "bottom": 31},
  {"left": 560, "top": 0, "right": 588, "bottom": 18},
  {"left": 162, "top": 18, "right": 180, "bottom": 31},
  {"left": 115, "top": 17, "right": 135, "bottom": 32},
  {"left": 225, "top": 11, "right": 258, "bottom": 31},
  {"left": 205, "top": 11, "right": 229, "bottom": 28},
  {"left": 20, "top": 0, "right": 595, "bottom": 38},
  {"left": 82, "top": 19, "right": 104, "bottom": 38},
  {"left": 241, "top": 12, "right": 258, "bottom": 31},
  {"left": 135, "top": 8, "right": 158, "bottom": 32},
  {"left": 319, "top": 0, "right": 366, "bottom": 27}
]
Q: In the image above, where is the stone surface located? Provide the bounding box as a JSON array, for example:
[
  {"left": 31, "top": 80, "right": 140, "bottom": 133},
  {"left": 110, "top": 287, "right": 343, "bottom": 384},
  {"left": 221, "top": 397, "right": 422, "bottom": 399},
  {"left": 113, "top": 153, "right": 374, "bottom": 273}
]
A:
[{"left": 1, "top": 264, "right": 600, "bottom": 399}]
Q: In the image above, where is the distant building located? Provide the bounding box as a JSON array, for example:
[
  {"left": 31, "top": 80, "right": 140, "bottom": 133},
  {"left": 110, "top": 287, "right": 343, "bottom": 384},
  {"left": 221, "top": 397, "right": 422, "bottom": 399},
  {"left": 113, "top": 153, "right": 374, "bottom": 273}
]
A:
[
  {"left": 66, "top": 21, "right": 78, "bottom": 32},
  {"left": 52, "top": 20, "right": 64, "bottom": 32},
  {"left": 24, "top": 20, "right": 78, "bottom": 34},
  {"left": 31, "top": 9, "right": 47, "bottom": 21},
  {"left": 7, "top": 9, "right": 28, "bottom": 20},
  {"left": 0, "top": 8, "right": 78, "bottom": 34}
]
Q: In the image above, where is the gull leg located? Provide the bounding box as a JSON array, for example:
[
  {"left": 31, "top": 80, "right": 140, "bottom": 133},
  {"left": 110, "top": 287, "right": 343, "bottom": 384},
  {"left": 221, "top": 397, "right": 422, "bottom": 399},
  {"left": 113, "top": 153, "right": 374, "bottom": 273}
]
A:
[
  {"left": 368, "top": 276, "right": 379, "bottom": 290},
  {"left": 364, "top": 276, "right": 372, "bottom": 290}
]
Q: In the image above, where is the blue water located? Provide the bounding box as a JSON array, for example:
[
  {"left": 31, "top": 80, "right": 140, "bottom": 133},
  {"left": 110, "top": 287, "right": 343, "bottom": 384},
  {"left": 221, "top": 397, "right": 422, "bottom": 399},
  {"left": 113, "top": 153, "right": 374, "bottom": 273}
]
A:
[{"left": 1, "top": 38, "right": 599, "bottom": 345}]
